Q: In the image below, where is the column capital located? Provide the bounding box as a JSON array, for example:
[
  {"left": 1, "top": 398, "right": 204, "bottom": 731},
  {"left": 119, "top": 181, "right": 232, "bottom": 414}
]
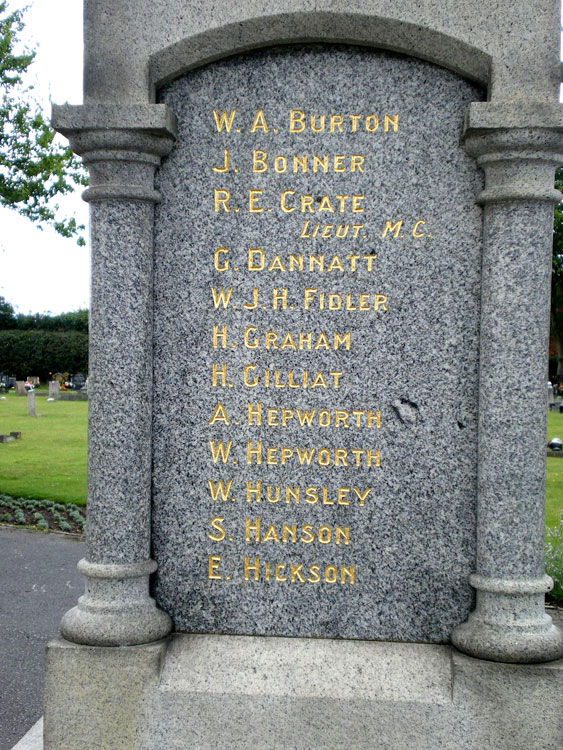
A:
[
  {"left": 462, "top": 101, "right": 563, "bottom": 204},
  {"left": 52, "top": 104, "right": 177, "bottom": 202}
]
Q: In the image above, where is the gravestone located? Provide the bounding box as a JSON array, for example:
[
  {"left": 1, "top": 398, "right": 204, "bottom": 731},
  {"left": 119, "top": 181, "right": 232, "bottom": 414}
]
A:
[
  {"left": 15, "top": 381, "right": 26, "bottom": 396},
  {"left": 70, "top": 372, "right": 86, "bottom": 390},
  {"left": 48, "top": 381, "right": 60, "bottom": 399},
  {"left": 27, "top": 391, "right": 35, "bottom": 418},
  {"left": 41, "top": 3, "right": 563, "bottom": 749}
]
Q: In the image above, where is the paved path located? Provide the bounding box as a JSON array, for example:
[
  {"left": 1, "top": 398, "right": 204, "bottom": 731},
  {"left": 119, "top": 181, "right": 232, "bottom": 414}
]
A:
[{"left": 0, "top": 527, "right": 85, "bottom": 750}]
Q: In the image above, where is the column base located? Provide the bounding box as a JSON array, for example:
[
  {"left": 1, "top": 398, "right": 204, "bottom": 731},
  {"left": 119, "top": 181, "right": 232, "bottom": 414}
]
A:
[
  {"left": 451, "top": 574, "right": 563, "bottom": 663},
  {"left": 61, "top": 558, "right": 173, "bottom": 646}
]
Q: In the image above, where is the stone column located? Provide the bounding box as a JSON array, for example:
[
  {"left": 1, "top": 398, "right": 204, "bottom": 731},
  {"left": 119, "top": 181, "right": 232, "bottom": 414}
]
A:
[
  {"left": 452, "top": 102, "right": 563, "bottom": 663},
  {"left": 52, "top": 104, "right": 177, "bottom": 646}
]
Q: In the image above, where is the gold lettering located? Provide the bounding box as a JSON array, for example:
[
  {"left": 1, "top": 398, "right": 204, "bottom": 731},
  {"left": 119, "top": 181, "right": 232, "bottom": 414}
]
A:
[
  {"left": 289, "top": 109, "right": 305, "bottom": 133},
  {"left": 214, "top": 188, "right": 230, "bottom": 212},
  {"left": 207, "top": 479, "right": 233, "bottom": 502},
  {"left": 212, "top": 148, "right": 230, "bottom": 172},
  {"left": 382, "top": 219, "right": 402, "bottom": 238},
  {"left": 248, "top": 189, "right": 263, "bottom": 212},
  {"left": 214, "top": 247, "right": 229, "bottom": 271},
  {"left": 208, "top": 402, "right": 230, "bottom": 425},
  {"left": 208, "top": 554, "right": 222, "bottom": 579},
  {"left": 412, "top": 219, "right": 426, "bottom": 237},
  {"left": 212, "top": 109, "right": 236, "bottom": 132},
  {"left": 250, "top": 109, "right": 269, "bottom": 133},
  {"left": 208, "top": 516, "right": 226, "bottom": 541},
  {"left": 384, "top": 113, "right": 399, "bottom": 132}
]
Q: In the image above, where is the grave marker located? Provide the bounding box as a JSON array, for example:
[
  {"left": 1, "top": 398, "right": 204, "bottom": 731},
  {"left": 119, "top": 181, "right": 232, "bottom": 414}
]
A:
[{"left": 27, "top": 391, "right": 35, "bottom": 417}]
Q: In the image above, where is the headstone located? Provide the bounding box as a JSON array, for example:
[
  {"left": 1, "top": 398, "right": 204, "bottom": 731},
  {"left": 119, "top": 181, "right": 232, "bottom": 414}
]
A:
[
  {"left": 15, "top": 381, "right": 26, "bottom": 396},
  {"left": 548, "top": 382, "right": 554, "bottom": 405},
  {"left": 48, "top": 381, "right": 60, "bottom": 399},
  {"left": 71, "top": 372, "right": 86, "bottom": 390},
  {"left": 27, "top": 390, "right": 35, "bottom": 417},
  {"left": 44, "top": 3, "right": 563, "bottom": 749},
  {"left": 548, "top": 437, "right": 562, "bottom": 451}
]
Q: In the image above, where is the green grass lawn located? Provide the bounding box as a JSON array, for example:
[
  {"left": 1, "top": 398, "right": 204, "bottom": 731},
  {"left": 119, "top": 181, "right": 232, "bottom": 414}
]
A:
[
  {"left": 546, "top": 411, "right": 563, "bottom": 528},
  {"left": 0, "top": 390, "right": 87, "bottom": 505}
]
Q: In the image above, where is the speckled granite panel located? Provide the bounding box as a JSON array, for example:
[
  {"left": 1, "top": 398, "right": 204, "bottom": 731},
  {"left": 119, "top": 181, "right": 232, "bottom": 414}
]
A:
[{"left": 152, "top": 46, "right": 484, "bottom": 641}]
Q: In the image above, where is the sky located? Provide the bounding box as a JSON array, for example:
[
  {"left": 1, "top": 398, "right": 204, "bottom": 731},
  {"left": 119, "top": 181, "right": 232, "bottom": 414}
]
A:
[{"left": 0, "top": 0, "right": 88, "bottom": 315}]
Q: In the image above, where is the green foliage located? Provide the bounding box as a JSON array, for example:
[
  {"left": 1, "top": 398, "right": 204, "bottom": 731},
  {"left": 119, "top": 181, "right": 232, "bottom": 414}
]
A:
[
  {"left": 0, "top": 296, "right": 14, "bottom": 328},
  {"left": 0, "top": 328, "right": 88, "bottom": 380},
  {"left": 0, "top": 296, "right": 88, "bottom": 378},
  {"left": 0, "top": 394, "right": 87, "bottom": 504},
  {"left": 0, "top": 2, "right": 87, "bottom": 242},
  {"left": 0, "top": 493, "right": 85, "bottom": 532},
  {"left": 0, "top": 299, "right": 89, "bottom": 332},
  {"left": 545, "top": 411, "right": 563, "bottom": 529}
]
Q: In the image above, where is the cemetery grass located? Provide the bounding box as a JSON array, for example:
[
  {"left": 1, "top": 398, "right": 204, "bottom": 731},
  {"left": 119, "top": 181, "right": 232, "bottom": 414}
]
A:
[
  {"left": 0, "top": 391, "right": 87, "bottom": 506},
  {"left": 546, "top": 411, "right": 563, "bottom": 529}
]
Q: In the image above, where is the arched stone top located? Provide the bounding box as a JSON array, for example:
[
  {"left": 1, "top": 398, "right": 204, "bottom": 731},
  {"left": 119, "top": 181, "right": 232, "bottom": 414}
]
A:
[
  {"left": 149, "top": 11, "right": 491, "bottom": 93},
  {"left": 83, "top": 1, "right": 560, "bottom": 106}
]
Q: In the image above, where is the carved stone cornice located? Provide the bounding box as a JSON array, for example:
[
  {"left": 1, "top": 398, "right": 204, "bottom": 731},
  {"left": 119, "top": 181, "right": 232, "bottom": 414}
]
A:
[
  {"left": 463, "top": 101, "right": 563, "bottom": 204},
  {"left": 52, "top": 104, "right": 177, "bottom": 202}
]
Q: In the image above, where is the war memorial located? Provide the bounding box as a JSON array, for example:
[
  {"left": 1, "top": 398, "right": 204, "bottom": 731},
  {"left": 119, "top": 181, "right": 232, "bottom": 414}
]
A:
[{"left": 37, "top": 1, "right": 563, "bottom": 747}]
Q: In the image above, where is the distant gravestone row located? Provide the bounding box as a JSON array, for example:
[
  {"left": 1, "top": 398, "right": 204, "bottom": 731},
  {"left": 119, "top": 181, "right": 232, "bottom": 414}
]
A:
[{"left": 0, "top": 431, "right": 21, "bottom": 443}]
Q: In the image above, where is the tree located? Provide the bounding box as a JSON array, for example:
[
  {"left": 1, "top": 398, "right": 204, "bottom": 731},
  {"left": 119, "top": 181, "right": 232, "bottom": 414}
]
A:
[
  {"left": 0, "top": 2, "right": 87, "bottom": 243},
  {"left": 0, "top": 295, "right": 14, "bottom": 328},
  {"left": 0, "top": 296, "right": 89, "bottom": 379},
  {"left": 552, "top": 168, "right": 563, "bottom": 377}
]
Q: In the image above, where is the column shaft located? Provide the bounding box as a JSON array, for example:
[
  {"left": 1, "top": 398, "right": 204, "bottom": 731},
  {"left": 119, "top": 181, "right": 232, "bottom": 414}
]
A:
[
  {"left": 52, "top": 104, "right": 177, "bottom": 646},
  {"left": 452, "top": 104, "right": 563, "bottom": 662}
]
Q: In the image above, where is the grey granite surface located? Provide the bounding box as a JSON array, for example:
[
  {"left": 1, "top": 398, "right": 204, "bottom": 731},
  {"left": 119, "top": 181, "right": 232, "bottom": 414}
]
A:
[
  {"left": 43, "top": 634, "right": 563, "bottom": 750},
  {"left": 83, "top": 0, "right": 559, "bottom": 104},
  {"left": 151, "top": 46, "right": 485, "bottom": 641}
]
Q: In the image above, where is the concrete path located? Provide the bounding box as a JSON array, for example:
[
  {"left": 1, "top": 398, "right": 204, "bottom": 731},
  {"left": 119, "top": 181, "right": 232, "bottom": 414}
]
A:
[{"left": 0, "top": 527, "right": 85, "bottom": 750}]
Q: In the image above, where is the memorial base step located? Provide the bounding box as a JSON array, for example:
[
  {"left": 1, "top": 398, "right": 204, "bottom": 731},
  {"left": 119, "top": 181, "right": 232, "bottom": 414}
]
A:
[{"left": 43, "top": 634, "right": 563, "bottom": 749}]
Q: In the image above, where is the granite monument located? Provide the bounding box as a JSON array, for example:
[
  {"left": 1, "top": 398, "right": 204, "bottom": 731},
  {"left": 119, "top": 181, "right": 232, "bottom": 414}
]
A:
[{"left": 40, "top": 2, "right": 563, "bottom": 748}]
